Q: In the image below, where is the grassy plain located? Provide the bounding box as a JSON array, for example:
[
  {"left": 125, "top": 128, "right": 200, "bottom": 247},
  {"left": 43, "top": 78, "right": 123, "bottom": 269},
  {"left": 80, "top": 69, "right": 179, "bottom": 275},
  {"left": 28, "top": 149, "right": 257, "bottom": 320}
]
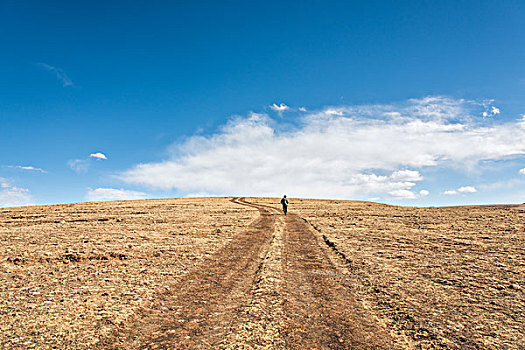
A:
[{"left": 0, "top": 197, "right": 523, "bottom": 349}]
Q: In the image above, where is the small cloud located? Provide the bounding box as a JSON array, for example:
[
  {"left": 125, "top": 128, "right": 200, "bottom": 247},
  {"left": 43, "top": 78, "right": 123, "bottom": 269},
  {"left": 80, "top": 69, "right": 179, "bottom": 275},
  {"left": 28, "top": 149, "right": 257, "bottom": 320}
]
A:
[
  {"left": 8, "top": 165, "right": 47, "bottom": 173},
  {"left": 458, "top": 186, "right": 477, "bottom": 193},
  {"left": 442, "top": 186, "right": 477, "bottom": 195},
  {"left": 270, "top": 103, "right": 289, "bottom": 116},
  {"left": 86, "top": 188, "right": 148, "bottom": 201},
  {"left": 37, "top": 62, "right": 73, "bottom": 87},
  {"left": 68, "top": 159, "right": 90, "bottom": 173},
  {"left": 419, "top": 190, "right": 429, "bottom": 196},
  {"left": 519, "top": 168, "right": 525, "bottom": 175},
  {"left": 390, "top": 170, "right": 423, "bottom": 182},
  {"left": 299, "top": 107, "right": 307, "bottom": 112},
  {"left": 89, "top": 152, "right": 108, "bottom": 160},
  {"left": 389, "top": 189, "right": 417, "bottom": 199},
  {"left": 482, "top": 105, "right": 500, "bottom": 117},
  {"left": 442, "top": 190, "right": 458, "bottom": 195}
]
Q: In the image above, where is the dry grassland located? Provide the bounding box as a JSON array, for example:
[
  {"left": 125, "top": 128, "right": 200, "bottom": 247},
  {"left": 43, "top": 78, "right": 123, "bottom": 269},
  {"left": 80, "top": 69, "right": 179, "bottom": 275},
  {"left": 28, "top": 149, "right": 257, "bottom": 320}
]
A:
[
  {"left": 0, "top": 197, "right": 523, "bottom": 349},
  {"left": 0, "top": 198, "right": 258, "bottom": 348},
  {"left": 270, "top": 198, "right": 524, "bottom": 349}
]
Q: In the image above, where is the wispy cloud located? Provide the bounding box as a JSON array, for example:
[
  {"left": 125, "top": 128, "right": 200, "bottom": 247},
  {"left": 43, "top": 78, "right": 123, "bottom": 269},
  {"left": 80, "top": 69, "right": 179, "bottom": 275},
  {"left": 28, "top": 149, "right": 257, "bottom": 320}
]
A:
[
  {"left": 519, "top": 168, "right": 525, "bottom": 175},
  {"left": 68, "top": 159, "right": 90, "bottom": 173},
  {"left": 118, "top": 96, "right": 524, "bottom": 200},
  {"left": 89, "top": 152, "right": 108, "bottom": 160},
  {"left": 0, "top": 178, "right": 33, "bottom": 207},
  {"left": 37, "top": 62, "right": 73, "bottom": 87},
  {"left": 8, "top": 165, "right": 47, "bottom": 173},
  {"left": 86, "top": 188, "right": 148, "bottom": 201}
]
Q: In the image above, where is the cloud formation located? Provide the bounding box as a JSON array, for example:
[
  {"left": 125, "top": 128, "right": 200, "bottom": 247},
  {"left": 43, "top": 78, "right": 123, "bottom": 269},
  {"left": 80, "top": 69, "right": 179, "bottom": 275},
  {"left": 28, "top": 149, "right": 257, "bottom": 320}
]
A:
[
  {"left": 519, "top": 168, "right": 525, "bottom": 176},
  {"left": 86, "top": 188, "right": 148, "bottom": 201},
  {"left": 119, "top": 97, "right": 525, "bottom": 200},
  {"left": 37, "top": 63, "right": 73, "bottom": 87},
  {"left": 0, "top": 178, "right": 33, "bottom": 207},
  {"left": 89, "top": 152, "right": 108, "bottom": 160},
  {"left": 8, "top": 165, "right": 47, "bottom": 173}
]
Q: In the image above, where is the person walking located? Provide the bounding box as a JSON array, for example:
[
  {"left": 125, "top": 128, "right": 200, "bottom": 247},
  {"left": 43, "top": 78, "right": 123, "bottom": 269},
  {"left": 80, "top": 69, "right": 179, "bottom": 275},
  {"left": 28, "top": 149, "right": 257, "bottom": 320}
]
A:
[{"left": 280, "top": 195, "right": 289, "bottom": 215}]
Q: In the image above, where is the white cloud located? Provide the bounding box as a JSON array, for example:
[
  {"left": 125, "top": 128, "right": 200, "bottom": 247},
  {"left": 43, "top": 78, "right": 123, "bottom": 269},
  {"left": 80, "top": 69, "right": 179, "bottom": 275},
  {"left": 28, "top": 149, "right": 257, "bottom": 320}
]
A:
[
  {"left": 299, "top": 107, "right": 307, "bottom": 112},
  {"left": 119, "top": 97, "right": 525, "bottom": 200},
  {"left": 442, "top": 190, "right": 458, "bottom": 195},
  {"left": 270, "top": 103, "right": 289, "bottom": 116},
  {"left": 89, "top": 152, "right": 108, "bottom": 160},
  {"left": 8, "top": 165, "right": 47, "bottom": 173},
  {"left": 442, "top": 186, "right": 477, "bottom": 195},
  {"left": 0, "top": 180, "right": 33, "bottom": 207},
  {"left": 458, "top": 186, "right": 477, "bottom": 193},
  {"left": 324, "top": 108, "right": 344, "bottom": 116},
  {"left": 483, "top": 105, "right": 501, "bottom": 118},
  {"left": 37, "top": 62, "right": 73, "bottom": 87},
  {"left": 390, "top": 170, "right": 423, "bottom": 181},
  {"left": 389, "top": 188, "right": 429, "bottom": 200},
  {"left": 519, "top": 168, "right": 525, "bottom": 175},
  {"left": 86, "top": 188, "right": 148, "bottom": 201},
  {"left": 389, "top": 189, "right": 418, "bottom": 199}
]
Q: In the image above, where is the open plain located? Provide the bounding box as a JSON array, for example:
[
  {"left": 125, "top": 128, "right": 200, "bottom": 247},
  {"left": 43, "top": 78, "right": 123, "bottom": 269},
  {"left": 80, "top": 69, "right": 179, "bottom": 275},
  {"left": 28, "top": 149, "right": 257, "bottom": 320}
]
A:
[{"left": 0, "top": 197, "right": 523, "bottom": 349}]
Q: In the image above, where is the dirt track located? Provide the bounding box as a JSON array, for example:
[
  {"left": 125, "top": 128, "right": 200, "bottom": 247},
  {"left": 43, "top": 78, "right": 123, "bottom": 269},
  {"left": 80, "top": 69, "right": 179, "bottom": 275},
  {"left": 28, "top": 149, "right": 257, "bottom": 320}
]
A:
[{"left": 98, "top": 198, "right": 393, "bottom": 349}]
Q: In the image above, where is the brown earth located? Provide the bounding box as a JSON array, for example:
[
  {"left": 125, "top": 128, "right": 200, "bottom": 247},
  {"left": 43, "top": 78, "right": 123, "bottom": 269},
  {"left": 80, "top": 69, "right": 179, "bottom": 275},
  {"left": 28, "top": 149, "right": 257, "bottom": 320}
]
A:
[{"left": 0, "top": 197, "right": 523, "bottom": 349}]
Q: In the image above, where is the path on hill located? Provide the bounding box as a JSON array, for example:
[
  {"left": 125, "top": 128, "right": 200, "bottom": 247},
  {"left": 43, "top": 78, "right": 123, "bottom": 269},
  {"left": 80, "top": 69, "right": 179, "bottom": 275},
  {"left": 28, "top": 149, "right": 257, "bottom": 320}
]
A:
[{"left": 98, "top": 198, "right": 393, "bottom": 349}]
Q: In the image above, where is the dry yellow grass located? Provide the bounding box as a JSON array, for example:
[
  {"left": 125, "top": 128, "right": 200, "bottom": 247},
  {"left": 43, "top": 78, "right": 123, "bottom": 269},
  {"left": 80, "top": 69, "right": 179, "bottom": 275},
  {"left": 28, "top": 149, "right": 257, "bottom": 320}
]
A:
[
  {"left": 0, "top": 198, "right": 258, "bottom": 349},
  {"left": 1, "top": 197, "right": 523, "bottom": 349}
]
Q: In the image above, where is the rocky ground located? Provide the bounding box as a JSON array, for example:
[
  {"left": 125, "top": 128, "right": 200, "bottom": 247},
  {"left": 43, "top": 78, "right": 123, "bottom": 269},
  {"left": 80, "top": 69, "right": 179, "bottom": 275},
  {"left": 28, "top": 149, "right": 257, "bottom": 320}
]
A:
[{"left": 0, "top": 197, "right": 523, "bottom": 349}]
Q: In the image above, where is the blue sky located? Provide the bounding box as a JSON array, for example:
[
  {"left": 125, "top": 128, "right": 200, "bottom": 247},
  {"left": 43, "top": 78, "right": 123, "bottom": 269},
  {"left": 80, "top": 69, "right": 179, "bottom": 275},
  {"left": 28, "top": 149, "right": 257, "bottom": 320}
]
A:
[{"left": 1, "top": 0, "right": 525, "bottom": 207}]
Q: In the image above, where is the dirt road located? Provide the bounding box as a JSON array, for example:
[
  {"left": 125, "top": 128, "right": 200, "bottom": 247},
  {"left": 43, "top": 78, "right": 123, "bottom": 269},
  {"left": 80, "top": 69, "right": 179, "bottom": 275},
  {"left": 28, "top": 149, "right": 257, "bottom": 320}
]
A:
[{"left": 98, "top": 198, "right": 393, "bottom": 349}]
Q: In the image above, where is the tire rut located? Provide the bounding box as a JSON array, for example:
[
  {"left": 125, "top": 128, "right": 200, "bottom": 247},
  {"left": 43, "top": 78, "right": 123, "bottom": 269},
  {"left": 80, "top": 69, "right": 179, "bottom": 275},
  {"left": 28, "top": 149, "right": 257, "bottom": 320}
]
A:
[
  {"left": 97, "top": 198, "right": 274, "bottom": 349},
  {"left": 236, "top": 199, "right": 395, "bottom": 350}
]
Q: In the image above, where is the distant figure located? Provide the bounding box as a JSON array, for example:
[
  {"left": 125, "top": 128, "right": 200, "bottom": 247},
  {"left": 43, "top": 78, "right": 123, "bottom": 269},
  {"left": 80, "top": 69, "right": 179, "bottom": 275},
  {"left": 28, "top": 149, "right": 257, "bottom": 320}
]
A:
[{"left": 280, "top": 195, "right": 289, "bottom": 215}]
